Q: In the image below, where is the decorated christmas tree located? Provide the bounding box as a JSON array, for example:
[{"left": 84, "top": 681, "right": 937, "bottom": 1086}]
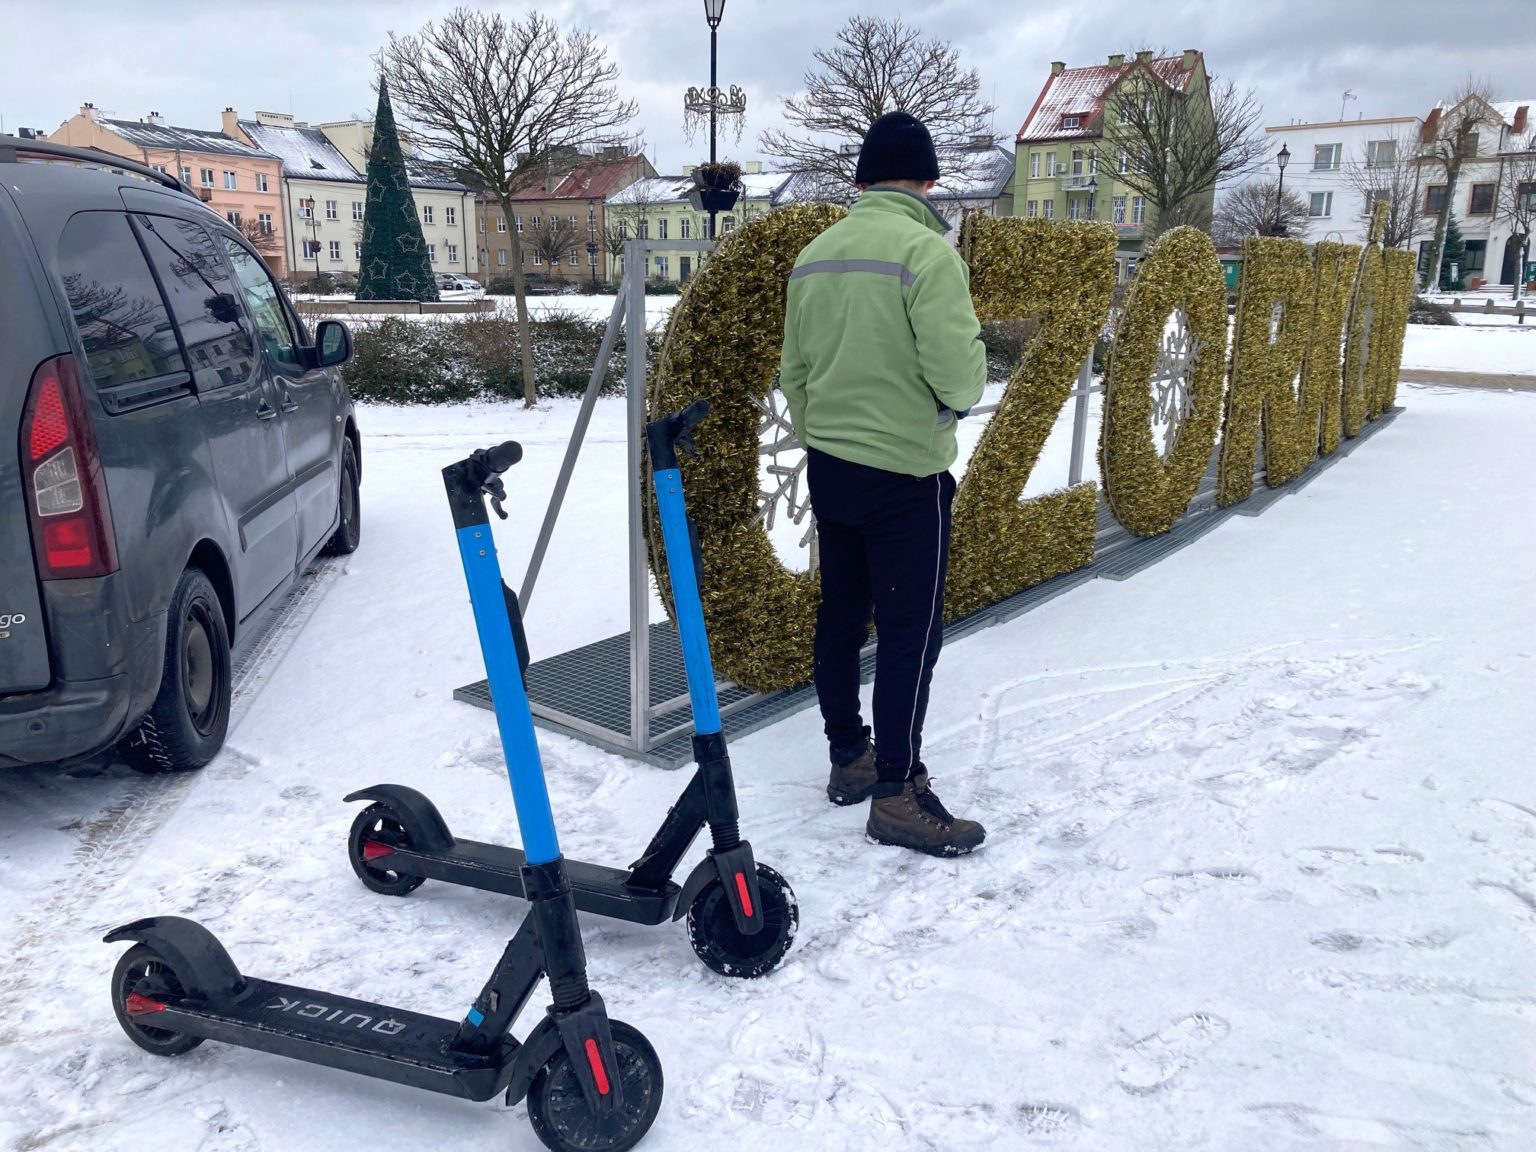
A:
[{"left": 357, "top": 78, "right": 438, "bottom": 302}]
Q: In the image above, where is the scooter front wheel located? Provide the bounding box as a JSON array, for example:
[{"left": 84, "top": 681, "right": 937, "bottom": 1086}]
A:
[
  {"left": 526, "top": 1019, "right": 663, "bottom": 1152},
  {"left": 347, "top": 803, "right": 426, "bottom": 896},
  {"left": 687, "top": 863, "right": 799, "bottom": 979},
  {"left": 111, "top": 944, "right": 204, "bottom": 1057}
]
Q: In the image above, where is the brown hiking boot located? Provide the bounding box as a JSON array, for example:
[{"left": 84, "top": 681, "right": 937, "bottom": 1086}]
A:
[
  {"left": 866, "top": 772, "right": 986, "bottom": 857},
  {"left": 827, "top": 741, "right": 879, "bottom": 806}
]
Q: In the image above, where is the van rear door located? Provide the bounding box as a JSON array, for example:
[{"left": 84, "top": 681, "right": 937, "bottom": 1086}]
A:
[{"left": 0, "top": 183, "right": 58, "bottom": 693}]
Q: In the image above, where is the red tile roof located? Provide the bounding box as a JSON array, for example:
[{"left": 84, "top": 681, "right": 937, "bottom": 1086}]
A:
[
  {"left": 1017, "top": 55, "right": 1200, "bottom": 144},
  {"left": 507, "top": 155, "right": 647, "bottom": 202}
]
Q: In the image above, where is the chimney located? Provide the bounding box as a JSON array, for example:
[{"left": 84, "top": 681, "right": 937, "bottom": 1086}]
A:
[
  {"left": 145, "top": 111, "right": 163, "bottom": 126},
  {"left": 1421, "top": 107, "right": 1441, "bottom": 143},
  {"left": 221, "top": 107, "right": 239, "bottom": 137},
  {"left": 1050, "top": 61, "right": 1066, "bottom": 76},
  {"left": 745, "top": 160, "right": 763, "bottom": 174},
  {"left": 1135, "top": 50, "right": 1154, "bottom": 62},
  {"left": 1515, "top": 106, "right": 1529, "bottom": 135},
  {"left": 1107, "top": 53, "right": 1125, "bottom": 67},
  {"left": 1181, "top": 49, "right": 1198, "bottom": 69},
  {"left": 81, "top": 102, "right": 97, "bottom": 122}
]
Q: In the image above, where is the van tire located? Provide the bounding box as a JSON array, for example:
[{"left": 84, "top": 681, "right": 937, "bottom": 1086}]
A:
[
  {"left": 118, "top": 568, "right": 231, "bottom": 774},
  {"left": 321, "top": 438, "right": 360, "bottom": 557}
]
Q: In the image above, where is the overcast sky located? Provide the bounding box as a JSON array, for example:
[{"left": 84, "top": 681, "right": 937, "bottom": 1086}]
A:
[{"left": 3, "top": 0, "right": 1532, "bottom": 176}]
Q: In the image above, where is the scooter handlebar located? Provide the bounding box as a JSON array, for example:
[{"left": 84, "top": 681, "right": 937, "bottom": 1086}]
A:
[
  {"left": 482, "top": 441, "right": 523, "bottom": 475},
  {"left": 646, "top": 400, "right": 710, "bottom": 472}
]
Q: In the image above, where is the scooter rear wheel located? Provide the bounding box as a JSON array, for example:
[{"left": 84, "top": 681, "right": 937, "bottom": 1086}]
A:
[
  {"left": 526, "top": 1019, "right": 663, "bottom": 1152},
  {"left": 687, "top": 863, "right": 799, "bottom": 979},
  {"left": 347, "top": 803, "right": 426, "bottom": 896},
  {"left": 111, "top": 944, "right": 203, "bottom": 1057}
]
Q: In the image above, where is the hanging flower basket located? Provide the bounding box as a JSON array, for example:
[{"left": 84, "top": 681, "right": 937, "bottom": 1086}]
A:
[{"left": 689, "top": 186, "right": 741, "bottom": 214}]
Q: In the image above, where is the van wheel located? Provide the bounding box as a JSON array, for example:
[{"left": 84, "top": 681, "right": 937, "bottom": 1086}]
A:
[
  {"left": 118, "top": 568, "right": 231, "bottom": 775},
  {"left": 322, "top": 438, "right": 360, "bottom": 556}
]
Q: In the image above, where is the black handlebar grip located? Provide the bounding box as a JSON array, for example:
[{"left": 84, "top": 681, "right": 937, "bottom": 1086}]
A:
[
  {"left": 484, "top": 441, "right": 523, "bottom": 474},
  {"left": 646, "top": 400, "right": 712, "bottom": 472},
  {"left": 676, "top": 399, "right": 710, "bottom": 434}
]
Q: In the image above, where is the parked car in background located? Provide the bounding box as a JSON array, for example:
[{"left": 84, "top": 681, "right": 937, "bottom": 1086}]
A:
[
  {"left": 0, "top": 138, "right": 361, "bottom": 773},
  {"left": 436, "top": 272, "right": 484, "bottom": 298}
]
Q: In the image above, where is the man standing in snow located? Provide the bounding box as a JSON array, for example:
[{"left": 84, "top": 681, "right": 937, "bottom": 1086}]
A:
[{"left": 778, "top": 111, "right": 988, "bottom": 856}]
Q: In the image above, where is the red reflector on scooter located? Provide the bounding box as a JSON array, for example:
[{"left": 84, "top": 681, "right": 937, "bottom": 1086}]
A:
[
  {"left": 125, "top": 993, "right": 166, "bottom": 1015},
  {"left": 734, "top": 872, "right": 754, "bottom": 918},
  {"left": 584, "top": 1038, "right": 611, "bottom": 1095},
  {"left": 362, "top": 841, "right": 396, "bottom": 861}
]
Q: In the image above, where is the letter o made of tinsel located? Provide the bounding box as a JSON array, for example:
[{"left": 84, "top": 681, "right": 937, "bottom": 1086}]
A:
[
  {"left": 645, "top": 203, "right": 844, "bottom": 693},
  {"left": 1099, "top": 226, "right": 1228, "bottom": 537}
]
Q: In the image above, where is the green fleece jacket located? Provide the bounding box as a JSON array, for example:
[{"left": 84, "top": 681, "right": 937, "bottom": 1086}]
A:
[{"left": 778, "top": 188, "right": 987, "bottom": 477}]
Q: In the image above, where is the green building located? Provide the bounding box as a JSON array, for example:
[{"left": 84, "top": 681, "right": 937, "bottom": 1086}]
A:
[{"left": 1015, "top": 50, "right": 1215, "bottom": 278}]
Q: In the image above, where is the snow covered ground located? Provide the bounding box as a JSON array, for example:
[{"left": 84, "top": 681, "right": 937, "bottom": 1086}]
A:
[
  {"left": 2, "top": 375, "right": 1533, "bottom": 1152},
  {"left": 1400, "top": 325, "right": 1534, "bottom": 375}
]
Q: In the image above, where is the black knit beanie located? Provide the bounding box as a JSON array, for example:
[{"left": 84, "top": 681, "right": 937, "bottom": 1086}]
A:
[{"left": 855, "top": 111, "right": 941, "bottom": 185}]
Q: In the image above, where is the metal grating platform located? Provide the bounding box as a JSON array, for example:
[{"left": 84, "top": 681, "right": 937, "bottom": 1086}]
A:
[{"left": 457, "top": 409, "right": 1402, "bottom": 767}]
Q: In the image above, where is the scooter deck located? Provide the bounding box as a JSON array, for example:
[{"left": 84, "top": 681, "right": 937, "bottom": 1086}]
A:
[
  {"left": 135, "top": 976, "right": 513, "bottom": 1100},
  {"left": 384, "top": 840, "right": 680, "bottom": 924}
]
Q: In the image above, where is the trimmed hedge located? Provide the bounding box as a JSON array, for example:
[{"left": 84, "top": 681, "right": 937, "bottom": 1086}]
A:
[{"left": 341, "top": 312, "right": 658, "bottom": 404}]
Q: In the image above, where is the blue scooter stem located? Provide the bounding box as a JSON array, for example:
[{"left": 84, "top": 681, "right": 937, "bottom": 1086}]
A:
[{"left": 651, "top": 469, "right": 723, "bottom": 736}]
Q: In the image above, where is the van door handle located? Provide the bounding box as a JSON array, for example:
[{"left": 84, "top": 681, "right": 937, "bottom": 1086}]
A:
[
  {"left": 256, "top": 400, "right": 278, "bottom": 421},
  {"left": 280, "top": 394, "right": 299, "bottom": 414}
]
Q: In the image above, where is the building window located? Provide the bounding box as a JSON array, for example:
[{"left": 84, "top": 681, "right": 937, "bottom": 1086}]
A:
[
  {"left": 514, "top": 214, "right": 523, "bottom": 232},
  {"left": 657, "top": 218, "right": 668, "bottom": 240},
  {"left": 423, "top": 205, "right": 434, "bottom": 224},
  {"left": 478, "top": 216, "right": 486, "bottom": 232},
  {"left": 1072, "top": 149, "right": 1085, "bottom": 176},
  {"left": 1362, "top": 190, "right": 1390, "bottom": 217},
  {"left": 1029, "top": 152, "right": 1040, "bottom": 178},
  {"left": 1112, "top": 196, "right": 1127, "bottom": 224},
  {"left": 1313, "top": 144, "right": 1341, "bottom": 171},
  {"left": 1046, "top": 154, "right": 1059, "bottom": 177},
  {"left": 179, "top": 166, "right": 192, "bottom": 184},
  {"left": 1062, "top": 115, "right": 1080, "bottom": 129},
  {"left": 638, "top": 219, "right": 649, "bottom": 240},
  {"left": 723, "top": 216, "right": 736, "bottom": 234},
  {"left": 1462, "top": 132, "right": 1480, "bottom": 158},
  {"left": 533, "top": 249, "right": 543, "bottom": 266},
  {"left": 497, "top": 249, "right": 508, "bottom": 266},
  {"left": 1425, "top": 185, "right": 1447, "bottom": 215},
  {"left": 354, "top": 242, "right": 362, "bottom": 260},
  {"left": 303, "top": 240, "right": 320, "bottom": 259},
  {"left": 1366, "top": 139, "right": 1396, "bottom": 168},
  {"left": 1520, "top": 182, "right": 1536, "bottom": 213},
  {"left": 256, "top": 173, "right": 269, "bottom": 192},
  {"left": 445, "top": 206, "right": 456, "bottom": 226},
  {"left": 655, "top": 256, "right": 669, "bottom": 279},
  {"left": 329, "top": 241, "right": 341, "bottom": 261},
  {"left": 151, "top": 163, "right": 167, "bottom": 175},
  {"left": 226, "top": 210, "right": 241, "bottom": 227},
  {"left": 680, "top": 217, "right": 692, "bottom": 239},
  {"left": 200, "top": 168, "right": 215, "bottom": 188},
  {"left": 223, "top": 170, "right": 237, "bottom": 190},
  {"left": 1041, "top": 199, "right": 1054, "bottom": 220},
  {"left": 618, "top": 220, "right": 629, "bottom": 240},
  {"left": 1469, "top": 183, "right": 1495, "bottom": 215},
  {"left": 428, "top": 243, "right": 437, "bottom": 262},
  {"left": 569, "top": 215, "right": 578, "bottom": 230},
  {"left": 1309, "top": 191, "right": 1333, "bottom": 217},
  {"left": 1068, "top": 197, "right": 1082, "bottom": 220},
  {"left": 298, "top": 200, "right": 313, "bottom": 219},
  {"left": 1132, "top": 196, "right": 1145, "bottom": 225},
  {"left": 532, "top": 215, "right": 541, "bottom": 231},
  {"left": 497, "top": 216, "right": 507, "bottom": 233},
  {"left": 569, "top": 250, "right": 579, "bottom": 266},
  {"left": 1462, "top": 239, "right": 1486, "bottom": 272},
  {"left": 258, "top": 212, "right": 273, "bottom": 234},
  {"left": 325, "top": 200, "right": 338, "bottom": 220},
  {"left": 589, "top": 247, "right": 598, "bottom": 266},
  {"left": 353, "top": 202, "right": 364, "bottom": 221},
  {"left": 447, "top": 243, "right": 459, "bottom": 263},
  {"left": 1118, "top": 149, "right": 1130, "bottom": 175}
]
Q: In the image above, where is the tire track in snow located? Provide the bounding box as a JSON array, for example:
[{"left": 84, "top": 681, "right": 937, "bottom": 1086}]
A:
[{"left": 0, "top": 560, "right": 342, "bottom": 1046}]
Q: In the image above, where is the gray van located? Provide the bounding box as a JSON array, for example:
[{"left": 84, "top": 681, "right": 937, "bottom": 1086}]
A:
[{"left": 0, "top": 139, "right": 360, "bottom": 773}]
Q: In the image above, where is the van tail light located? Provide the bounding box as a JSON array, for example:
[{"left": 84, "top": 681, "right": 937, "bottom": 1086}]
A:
[{"left": 20, "top": 355, "right": 118, "bottom": 580}]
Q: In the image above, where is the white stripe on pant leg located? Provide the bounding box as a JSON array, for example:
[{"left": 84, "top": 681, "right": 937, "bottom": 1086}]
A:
[{"left": 906, "top": 474, "right": 945, "bottom": 773}]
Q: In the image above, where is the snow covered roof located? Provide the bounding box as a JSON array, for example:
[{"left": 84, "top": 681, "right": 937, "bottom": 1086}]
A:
[
  {"left": 238, "top": 120, "right": 362, "bottom": 183},
  {"left": 508, "top": 155, "right": 650, "bottom": 202},
  {"left": 1017, "top": 54, "right": 1201, "bottom": 144},
  {"left": 606, "top": 171, "right": 794, "bottom": 206},
  {"left": 931, "top": 147, "right": 1016, "bottom": 202},
  {"left": 101, "top": 118, "right": 272, "bottom": 159}
]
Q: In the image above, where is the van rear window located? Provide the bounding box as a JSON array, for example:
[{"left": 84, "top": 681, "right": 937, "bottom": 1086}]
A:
[{"left": 57, "top": 212, "right": 186, "bottom": 388}]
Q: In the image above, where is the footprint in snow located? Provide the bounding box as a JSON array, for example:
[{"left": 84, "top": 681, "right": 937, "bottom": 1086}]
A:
[{"left": 1116, "top": 1012, "right": 1230, "bottom": 1094}]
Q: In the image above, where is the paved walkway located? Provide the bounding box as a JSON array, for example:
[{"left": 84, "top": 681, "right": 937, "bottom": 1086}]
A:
[{"left": 1401, "top": 369, "right": 1536, "bottom": 392}]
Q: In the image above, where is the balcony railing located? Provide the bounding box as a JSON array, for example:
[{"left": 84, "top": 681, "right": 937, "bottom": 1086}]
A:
[{"left": 1058, "top": 173, "right": 1097, "bottom": 189}]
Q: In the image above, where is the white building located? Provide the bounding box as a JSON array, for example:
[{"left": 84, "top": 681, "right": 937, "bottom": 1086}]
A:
[
  {"left": 1408, "top": 97, "right": 1534, "bottom": 290},
  {"left": 1261, "top": 115, "right": 1423, "bottom": 246},
  {"left": 228, "top": 110, "right": 478, "bottom": 283}
]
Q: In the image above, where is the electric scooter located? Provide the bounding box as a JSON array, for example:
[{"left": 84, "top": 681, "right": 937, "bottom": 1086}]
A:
[
  {"left": 344, "top": 401, "right": 798, "bottom": 979},
  {"left": 106, "top": 441, "right": 662, "bottom": 1152}
]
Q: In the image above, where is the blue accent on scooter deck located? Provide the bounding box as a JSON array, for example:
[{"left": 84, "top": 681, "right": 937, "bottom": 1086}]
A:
[
  {"left": 652, "top": 469, "right": 722, "bottom": 735},
  {"left": 455, "top": 523, "right": 561, "bottom": 865}
]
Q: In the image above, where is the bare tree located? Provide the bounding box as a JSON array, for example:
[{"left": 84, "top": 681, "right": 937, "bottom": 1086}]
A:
[
  {"left": 1495, "top": 145, "right": 1536, "bottom": 298},
  {"left": 602, "top": 218, "right": 628, "bottom": 281},
  {"left": 760, "top": 16, "right": 995, "bottom": 203},
  {"left": 1340, "top": 127, "right": 1426, "bottom": 249},
  {"left": 1100, "top": 50, "right": 1266, "bottom": 235},
  {"left": 377, "top": 8, "right": 636, "bottom": 405},
  {"left": 1418, "top": 78, "right": 1499, "bottom": 289},
  {"left": 1212, "top": 180, "right": 1311, "bottom": 245},
  {"left": 236, "top": 214, "right": 280, "bottom": 256},
  {"left": 530, "top": 218, "right": 578, "bottom": 275}
]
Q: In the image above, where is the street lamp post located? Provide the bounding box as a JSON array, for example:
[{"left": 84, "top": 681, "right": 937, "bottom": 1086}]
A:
[
  {"left": 301, "top": 197, "right": 322, "bottom": 279},
  {"left": 1272, "top": 144, "right": 1291, "bottom": 236},
  {"left": 705, "top": 0, "right": 726, "bottom": 240},
  {"left": 1087, "top": 175, "right": 1098, "bottom": 220},
  {"left": 586, "top": 241, "right": 598, "bottom": 286}
]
